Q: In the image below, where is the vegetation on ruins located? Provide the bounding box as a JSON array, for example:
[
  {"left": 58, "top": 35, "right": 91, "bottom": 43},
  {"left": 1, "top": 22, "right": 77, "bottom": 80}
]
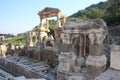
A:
[
  {"left": 104, "top": 0, "right": 120, "bottom": 25},
  {"left": 4, "top": 0, "right": 120, "bottom": 45}
]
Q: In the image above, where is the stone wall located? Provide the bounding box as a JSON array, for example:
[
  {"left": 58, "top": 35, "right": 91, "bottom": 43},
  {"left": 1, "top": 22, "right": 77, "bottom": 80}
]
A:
[
  {"left": 0, "top": 56, "right": 55, "bottom": 80},
  {"left": 57, "top": 19, "right": 108, "bottom": 80}
]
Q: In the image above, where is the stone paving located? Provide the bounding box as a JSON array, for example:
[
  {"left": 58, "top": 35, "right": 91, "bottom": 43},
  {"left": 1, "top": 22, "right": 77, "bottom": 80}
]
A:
[{"left": 0, "top": 56, "right": 56, "bottom": 80}]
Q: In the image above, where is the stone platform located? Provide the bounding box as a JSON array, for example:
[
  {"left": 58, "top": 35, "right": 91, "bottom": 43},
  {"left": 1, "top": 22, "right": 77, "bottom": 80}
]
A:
[{"left": 0, "top": 56, "right": 56, "bottom": 80}]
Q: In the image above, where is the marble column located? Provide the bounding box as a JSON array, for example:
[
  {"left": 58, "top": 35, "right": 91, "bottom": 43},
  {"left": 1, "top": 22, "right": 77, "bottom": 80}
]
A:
[
  {"left": 40, "top": 18, "right": 43, "bottom": 28},
  {"left": 62, "top": 17, "right": 66, "bottom": 26},
  {"left": 38, "top": 18, "right": 42, "bottom": 40},
  {"left": 46, "top": 18, "right": 49, "bottom": 30},
  {"left": 56, "top": 13, "right": 61, "bottom": 27},
  {"left": 37, "top": 18, "right": 43, "bottom": 61},
  {"left": 63, "top": 17, "right": 66, "bottom": 23},
  {"left": 83, "top": 34, "right": 86, "bottom": 57},
  {"left": 29, "top": 32, "right": 33, "bottom": 47}
]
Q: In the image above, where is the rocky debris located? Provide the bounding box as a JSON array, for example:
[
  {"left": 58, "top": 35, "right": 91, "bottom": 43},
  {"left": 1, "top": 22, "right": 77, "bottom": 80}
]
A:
[
  {"left": 94, "top": 68, "right": 120, "bottom": 80},
  {"left": 109, "top": 25, "right": 120, "bottom": 36},
  {"left": 0, "top": 68, "right": 46, "bottom": 80},
  {"left": 0, "top": 56, "right": 56, "bottom": 80},
  {"left": 0, "top": 68, "right": 14, "bottom": 78},
  {"left": 7, "top": 76, "right": 46, "bottom": 80},
  {"left": 0, "top": 76, "right": 5, "bottom": 80}
]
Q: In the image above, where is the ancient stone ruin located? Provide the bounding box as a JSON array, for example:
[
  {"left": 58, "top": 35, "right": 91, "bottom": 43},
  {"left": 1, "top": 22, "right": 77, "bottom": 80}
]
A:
[
  {"left": 0, "top": 7, "right": 120, "bottom": 80},
  {"left": 57, "top": 19, "right": 108, "bottom": 80}
]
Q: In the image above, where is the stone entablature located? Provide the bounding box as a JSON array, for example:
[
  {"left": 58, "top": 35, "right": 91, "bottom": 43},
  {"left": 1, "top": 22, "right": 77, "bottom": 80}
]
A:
[{"left": 60, "top": 19, "right": 107, "bottom": 57}]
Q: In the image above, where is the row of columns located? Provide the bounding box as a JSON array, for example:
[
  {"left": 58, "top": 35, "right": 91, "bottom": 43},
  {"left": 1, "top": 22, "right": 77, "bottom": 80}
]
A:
[
  {"left": 37, "top": 12, "right": 66, "bottom": 60},
  {"left": 39, "top": 13, "right": 66, "bottom": 30},
  {"left": 61, "top": 33, "right": 87, "bottom": 58}
]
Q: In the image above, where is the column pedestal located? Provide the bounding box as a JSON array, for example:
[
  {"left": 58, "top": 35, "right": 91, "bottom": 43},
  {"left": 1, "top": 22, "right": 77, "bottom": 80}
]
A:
[{"left": 86, "top": 55, "right": 107, "bottom": 78}]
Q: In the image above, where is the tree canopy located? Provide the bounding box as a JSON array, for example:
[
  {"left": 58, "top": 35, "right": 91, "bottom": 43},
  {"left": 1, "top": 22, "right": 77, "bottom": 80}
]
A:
[{"left": 70, "top": 0, "right": 120, "bottom": 26}]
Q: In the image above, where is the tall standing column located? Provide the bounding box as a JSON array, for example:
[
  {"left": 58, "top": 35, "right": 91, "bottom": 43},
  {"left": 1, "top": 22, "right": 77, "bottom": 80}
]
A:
[
  {"left": 40, "top": 18, "right": 43, "bottom": 28},
  {"left": 56, "top": 12, "right": 61, "bottom": 27},
  {"left": 28, "top": 32, "right": 33, "bottom": 47},
  {"left": 39, "top": 18, "right": 48, "bottom": 41},
  {"left": 62, "top": 17, "right": 66, "bottom": 26},
  {"left": 63, "top": 17, "right": 66, "bottom": 23},
  {"left": 38, "top": 18, "right": 43, "bottom": 39},
  {"left": 46, "top": 18, "right": 49, "bottom": 30},
  {"left": 38, "top": 18, "right": 42, "bottom": 40},
  {"left": 54, "top": 13, "right": 62, "bottom": 42},
  {"left": 83, "top": 34, "right": 86, "bottom": 57},
  {"left": 37, "top": 18, "right": 43, "bottom": 61}
]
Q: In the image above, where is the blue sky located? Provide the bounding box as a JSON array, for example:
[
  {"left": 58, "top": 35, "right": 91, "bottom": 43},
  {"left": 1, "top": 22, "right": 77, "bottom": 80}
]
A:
[{"left": 0, "top": 0, "right": 107, "bottom": 35}]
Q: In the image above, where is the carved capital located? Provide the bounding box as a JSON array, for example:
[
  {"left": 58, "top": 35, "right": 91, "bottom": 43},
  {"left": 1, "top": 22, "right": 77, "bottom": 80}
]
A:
[
  {"left": 61, "top": 33, "right": 70, "bottom": 44},
  {"left": 95, "top": 33, "right": 105, "bottom": 45},
  {"left": 88, "top": 33, "right": 95, "bottom": 45}
]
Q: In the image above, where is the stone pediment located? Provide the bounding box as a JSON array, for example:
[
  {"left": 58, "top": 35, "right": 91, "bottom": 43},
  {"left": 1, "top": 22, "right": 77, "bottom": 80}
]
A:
[
  {"left": 38, "top": 7, "right": 66, "bottom": 19},
  {"left": 39, "top": 7, "right": 60, "bottom": 14},
  {"left": 38, "top": 7, "right": 60, "bottom": 18}
]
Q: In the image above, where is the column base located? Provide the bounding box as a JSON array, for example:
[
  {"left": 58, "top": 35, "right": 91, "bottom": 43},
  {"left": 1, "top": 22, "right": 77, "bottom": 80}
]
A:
[{"left": 86, "top": 55, "right": 107, "bottom": 78}]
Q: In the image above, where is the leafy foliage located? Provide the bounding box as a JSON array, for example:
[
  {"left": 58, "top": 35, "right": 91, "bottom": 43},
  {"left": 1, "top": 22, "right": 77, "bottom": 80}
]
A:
[
  {"left": 3, "top": 33, "right": 26, "bottom": 46},
  {"left": 70, "top": 0, "right": 120, "bottom": 26},
  {"left": 104, "top": 0, "right": 120, "bottom": 25},
  {"left": 70, "top": 1, "right": 106, "bottom": 19},
  {"left": 32, "top": 26, "right": 38, "bottom": 32}
]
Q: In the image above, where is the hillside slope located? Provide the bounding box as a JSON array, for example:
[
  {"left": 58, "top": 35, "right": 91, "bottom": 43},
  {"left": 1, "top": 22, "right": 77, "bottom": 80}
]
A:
[{"left": 70, "top": 0, "right": 120, "bottom": 26}]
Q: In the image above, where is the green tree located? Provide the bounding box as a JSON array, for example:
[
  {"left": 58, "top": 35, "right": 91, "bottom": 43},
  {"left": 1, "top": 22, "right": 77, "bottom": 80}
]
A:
[
  {"left": 87, "top": 8, "right": 105, "bottom": 19},
  {"left": 70, "top": 2, "right": 106, "bottom": 20},
  {"left": 104, "top": 0, "right": 120, "bottom": 25}
]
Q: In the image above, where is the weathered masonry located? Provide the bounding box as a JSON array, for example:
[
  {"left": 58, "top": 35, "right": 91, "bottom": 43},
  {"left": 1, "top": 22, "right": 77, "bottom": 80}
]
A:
[{"left": 57, "top": 19, "right": 108, "bottom": 80}]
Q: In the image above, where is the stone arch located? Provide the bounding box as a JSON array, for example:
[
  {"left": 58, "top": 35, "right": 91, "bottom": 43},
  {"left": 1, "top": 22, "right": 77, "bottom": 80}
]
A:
[
  {"left": 32, "top": 36, "right": 37, "bottom": 43},
  {"left": 27, "top": 32, "right": 38, "bottom": 47},
  {"left": 42, "top": 36, "right": 47, "bottom": 41}
]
